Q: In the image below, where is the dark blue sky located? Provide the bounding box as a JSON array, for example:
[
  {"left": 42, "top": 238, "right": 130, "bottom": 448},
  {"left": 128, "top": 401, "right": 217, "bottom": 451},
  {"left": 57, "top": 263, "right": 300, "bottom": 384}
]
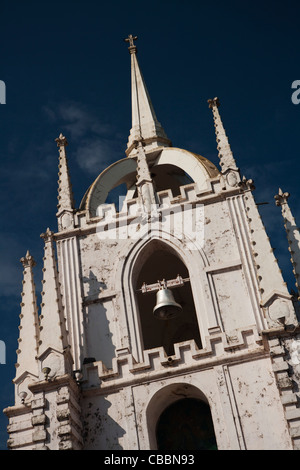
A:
[{"left": 0, "top": 0, "right": 300, "bottom": 449}]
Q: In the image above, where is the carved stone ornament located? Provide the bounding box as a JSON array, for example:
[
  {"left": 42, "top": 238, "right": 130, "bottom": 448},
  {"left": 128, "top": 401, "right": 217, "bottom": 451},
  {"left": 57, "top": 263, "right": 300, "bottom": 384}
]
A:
[
  {"left": 207, "top": 97, "right": 220, "bottom": 109},
  {"left": 40, "top": 227, "right": 54, "bottom": 242},
  {"left": 274, "top": 188, "right": 290, "bottom": 206},
  {"left": 238, "top": 176, "right": 255, "bottom": 191},
  {"left": 226, "top": 171, "right": 238, "bottom": 187},
  {"left": 20, "top": 250, "right": 36, "bottom": 268},
  {"left": 124, "top": 34, "right": 138, "bottom": 54},
  {"left": 55, "top": 133, "right": 68, "bottom": 147}
]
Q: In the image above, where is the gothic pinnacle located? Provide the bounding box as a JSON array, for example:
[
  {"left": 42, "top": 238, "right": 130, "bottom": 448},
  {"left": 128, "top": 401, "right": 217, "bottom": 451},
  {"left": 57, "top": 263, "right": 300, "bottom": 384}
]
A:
[
  {"left": 39, "top": 227, "right": 69, "bottom": 360},
  {"left": 15, "top": 250, "right": 39, "bottom": 382},
  {"left": 274, "top": 189, "right": 300, "bottom": 298},
  {"left": 55, "top": 133, "right": 75, "bottom": 230},
  {"left": 208, "top": 97, "right": 238, "bottom": 173}
]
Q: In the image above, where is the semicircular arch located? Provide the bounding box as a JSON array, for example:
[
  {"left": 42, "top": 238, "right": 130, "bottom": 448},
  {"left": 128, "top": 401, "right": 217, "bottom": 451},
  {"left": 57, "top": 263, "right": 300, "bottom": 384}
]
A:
[{"left": 145, "top": 382, "right": 216, "bottom": 450}]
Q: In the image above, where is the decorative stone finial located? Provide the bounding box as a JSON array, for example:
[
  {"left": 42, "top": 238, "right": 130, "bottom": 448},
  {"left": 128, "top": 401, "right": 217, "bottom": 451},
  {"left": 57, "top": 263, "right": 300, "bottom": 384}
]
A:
[
  {"left": 124, "top": 34, "right": 138, "bottom": 54},
  {"left": 238, "top": 176, "right": 255, "bottom": 191},
  {"left": 20, "top": 250, "right": 36, "bottom": 268},
  {"left": 207, "top": 97, "right": 220, "bottom": 109},
  {"left": 274, "top": 188, "right": 290, "bottom": 206},
  {"left": 55, "top": 133, "right": 68, "bottom": 147},
  {"left": 40, "top": 227, "right": 54, "bottom": 242}
]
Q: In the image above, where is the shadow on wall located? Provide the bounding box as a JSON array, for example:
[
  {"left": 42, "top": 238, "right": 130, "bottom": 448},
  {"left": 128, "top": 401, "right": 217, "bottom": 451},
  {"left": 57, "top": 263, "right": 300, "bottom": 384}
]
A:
[
  {"left": 83, "top": 269, "right": 107, "bottom": 298},
  {"left": 83, "top": 270, "right": 116, "bottom": 369},
  {"left": 82, "top": 396, "right": 126, "bottom": 450}
]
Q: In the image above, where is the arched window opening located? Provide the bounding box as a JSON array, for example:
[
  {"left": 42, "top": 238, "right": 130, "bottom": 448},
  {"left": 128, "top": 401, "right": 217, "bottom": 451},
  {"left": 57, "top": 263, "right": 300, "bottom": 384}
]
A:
[
  {"left": 129, "top": 164, "right": 194, "bottom": 200},
  {"left": 105, "top": 182, "right": 128, "bottom": 212},
  {"left": 134, "top": 241, "right": 202, "bottom": 356},
  {"left": 156, "top": 398, "right": 217, "bottom": 450},
  {"left": 151, "top": 164, "right": 194, "bottom": 196}
]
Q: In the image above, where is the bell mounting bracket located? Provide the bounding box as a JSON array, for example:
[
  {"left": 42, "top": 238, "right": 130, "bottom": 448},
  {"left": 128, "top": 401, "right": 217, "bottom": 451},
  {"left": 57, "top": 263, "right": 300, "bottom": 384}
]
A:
[{"left": 137, "top": 275, "right": 190, "bottom": 294}]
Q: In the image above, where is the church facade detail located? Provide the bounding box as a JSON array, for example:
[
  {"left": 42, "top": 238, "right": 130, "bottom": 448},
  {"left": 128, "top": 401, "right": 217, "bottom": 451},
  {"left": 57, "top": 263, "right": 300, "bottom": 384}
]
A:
[{"left": 4, "top": 36, "right": 300, "bottom": 450}]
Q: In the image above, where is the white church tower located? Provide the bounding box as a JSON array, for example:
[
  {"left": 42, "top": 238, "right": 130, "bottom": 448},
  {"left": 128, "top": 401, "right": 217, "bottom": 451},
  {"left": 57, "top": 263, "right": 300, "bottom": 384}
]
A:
[{"left": 4, "top": 36, "right": 300, "bottom": 450}]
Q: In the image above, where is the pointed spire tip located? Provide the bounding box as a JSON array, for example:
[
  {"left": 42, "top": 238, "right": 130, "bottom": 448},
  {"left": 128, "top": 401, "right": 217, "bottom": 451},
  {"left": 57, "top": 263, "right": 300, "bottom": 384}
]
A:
[
  {"left": 208, "top": 97, "right": 220, "bottom": 109},
  {"left": 40, "top": 227, "right": 54, "bottom": 241},
  {"left": 55, "top": 133, "right": 68, "bottom": 147},
  {"left": 20, "top": 250, "right": 36, "bottom": 268},
  {"left": 274, "top": 189, "right": 290, "bottom": 206}
]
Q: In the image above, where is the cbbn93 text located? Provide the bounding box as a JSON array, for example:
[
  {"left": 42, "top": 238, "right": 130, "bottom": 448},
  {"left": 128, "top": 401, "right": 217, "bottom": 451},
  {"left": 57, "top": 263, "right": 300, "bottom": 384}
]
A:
[{"left": 148, "top": 455, "right": 194, "bottom": 465}]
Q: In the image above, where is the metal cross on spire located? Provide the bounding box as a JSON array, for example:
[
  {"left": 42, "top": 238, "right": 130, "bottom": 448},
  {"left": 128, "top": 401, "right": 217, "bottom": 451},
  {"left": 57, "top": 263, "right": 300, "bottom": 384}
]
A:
[{"left": 124, "top": 34, "right": 138, "bottom": 53}]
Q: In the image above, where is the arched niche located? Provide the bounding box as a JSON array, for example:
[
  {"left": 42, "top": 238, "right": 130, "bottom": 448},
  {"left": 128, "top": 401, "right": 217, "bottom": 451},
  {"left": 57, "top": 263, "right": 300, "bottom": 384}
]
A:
[
  {"left": 150, "top": 163, "right": 194, "bottom": 197},
  {"left": 146, "top": 383, "right": 217, "bottom": 450},
  {"left": 115, "top": 230, "right": 213, "bottom": 363},
  {"left": 133, "top": 239, "right": 202, "bottom": 356},
  {"left": 156, "top": 398, "right": 217, "bottom": 450}
]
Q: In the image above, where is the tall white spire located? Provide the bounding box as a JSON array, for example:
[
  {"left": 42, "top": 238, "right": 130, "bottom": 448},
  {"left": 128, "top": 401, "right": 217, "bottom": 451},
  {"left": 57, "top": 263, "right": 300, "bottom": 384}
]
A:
[
  {"left": 275, "top": 188, "right": 300, "bottom": 299},
  {"left": 15, "top": 251, "right": 39, "bottom": 380},
  {"left": 125, "top": 35, "right": 171, "bottom": 157},
  {"left": 208, "top": 97, "right": 238, "bottom": 173}
]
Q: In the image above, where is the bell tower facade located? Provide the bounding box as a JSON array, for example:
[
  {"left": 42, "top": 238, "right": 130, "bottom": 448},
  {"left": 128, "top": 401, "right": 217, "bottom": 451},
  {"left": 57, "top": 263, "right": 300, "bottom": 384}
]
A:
[{"left": 4, "top": 37, "right": 300, "bottom": 450}]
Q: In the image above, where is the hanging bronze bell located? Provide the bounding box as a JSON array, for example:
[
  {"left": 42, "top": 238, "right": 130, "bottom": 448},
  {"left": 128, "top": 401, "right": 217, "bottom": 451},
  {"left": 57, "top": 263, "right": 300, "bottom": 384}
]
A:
[{"left": 153, "top": 287, "right": 182, "bottom": 320}]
